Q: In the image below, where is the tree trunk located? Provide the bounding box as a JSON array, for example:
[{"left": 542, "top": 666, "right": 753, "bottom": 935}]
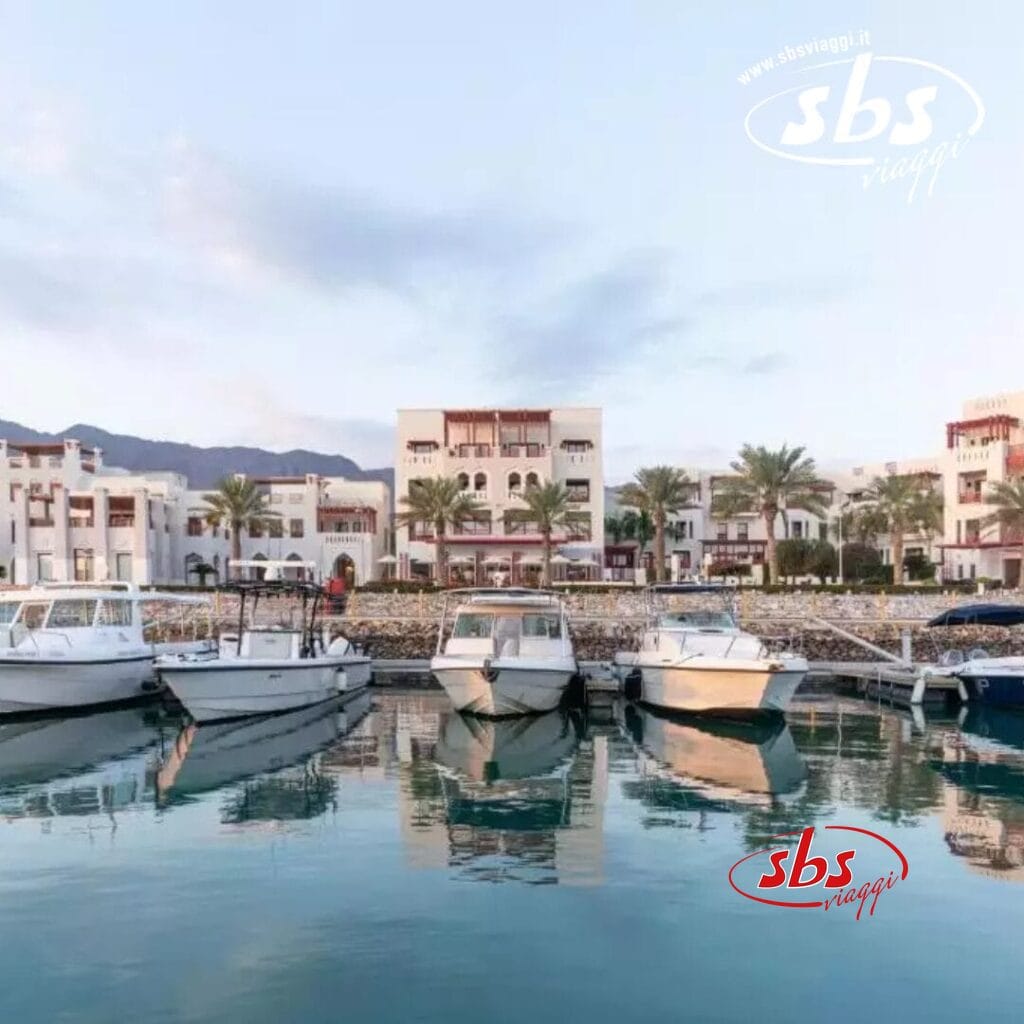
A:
[
  {"left": 763, "top": 508, "right": 778, "bottom": 585},
  {"left": 541, "top": 528, "right": 552, "bottom": 588},
  {"left": 654, "top": 511, "right": 666, "bottom": 582},
  {"left": 435, "top": 520, "right": 447, "bottom": 587},
  {"left": 231, "top": 520, "right": 243, "bottom": 579},
  {"left": 891, "top": 530, "right": 904, "bottom": 587}
]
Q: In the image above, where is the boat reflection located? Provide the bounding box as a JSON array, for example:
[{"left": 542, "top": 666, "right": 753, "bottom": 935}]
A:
[
  {"left": 618, "top": 703, "right": 807, "bottom": 817},
  {"left": 399, "top": 706, "right": 609, "bottom": 884},
  {"left": 156, "top": 691, "right": 373, "bottom": 823},
  {"left": 0, "top": 707, "right": 162, "bottom": 820},
  {"left": 931, "top": 706, "right": 1024, "bottom": 881}
]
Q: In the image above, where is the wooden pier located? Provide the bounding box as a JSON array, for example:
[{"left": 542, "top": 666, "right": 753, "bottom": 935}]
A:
[{"left": 806, "top": 661, "right": 966, "bottom": 706}]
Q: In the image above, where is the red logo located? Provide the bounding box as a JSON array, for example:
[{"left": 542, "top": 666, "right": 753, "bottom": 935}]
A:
[{"left": 728, "top": 826, "right": 908, "bottom": 921}]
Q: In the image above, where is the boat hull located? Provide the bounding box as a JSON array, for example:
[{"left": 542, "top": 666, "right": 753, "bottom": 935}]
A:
[
  {"left": 0, "top": 656, "right": 155, "bottom": 713},
  {"left": 430, "top": 658, "right": 575, "bottom": 717},
  {"left": 959, "top": 671, "right": 1024, "bottom": 706},
  {"left": 637, "top": 660, "right": 806, "bottom": 715},
  {"left": 159, "top": 656, "right": 366, "bottom": 722}
]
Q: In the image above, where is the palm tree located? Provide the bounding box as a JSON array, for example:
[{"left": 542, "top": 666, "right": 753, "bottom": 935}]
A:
[
  {"left": 201, "top": 477, "right": 280, "bottom": 576},
  {"left": 604, "top": 513, "right": 627, "bottom": 545},
  {"left": 712, "top": 445, "right": 827, "bottom": 584},
  {"left": 395, "top": 477, "right": 483, "bottom": 585},
  {"left": 618, "top": 467, "right": 693, "bottom": 582},
  {"left": 510, "top": 481, "right": 587, "bottom": 586},
  {"left": 866, "top": 475, "right": 940, "bottom": 585},
  {"left": 982, "top": 479, "right": 1024, "bottom": 585}
]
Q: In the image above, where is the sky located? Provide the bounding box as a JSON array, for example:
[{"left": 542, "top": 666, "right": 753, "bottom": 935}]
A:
[{"left": 0, "top": 0, "right": 1019, "bottom": 481}]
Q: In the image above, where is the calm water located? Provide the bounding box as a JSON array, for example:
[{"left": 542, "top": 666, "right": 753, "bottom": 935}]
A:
[{"left": 1, "top": 689, "right": 1023, "bottom": 1023}]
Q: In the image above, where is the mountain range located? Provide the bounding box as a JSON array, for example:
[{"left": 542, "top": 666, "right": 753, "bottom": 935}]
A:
[{"left": 0, "top": 418, "right": 394, "bottom": 491}]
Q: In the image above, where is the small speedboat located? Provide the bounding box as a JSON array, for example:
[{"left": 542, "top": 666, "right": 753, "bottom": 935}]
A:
[
  {"left": 926, "top": 603, "right": 1024, "bottom": 707},
  {"left": 158, "top": 579, "right": 370, "bottom": 722},
  {"left": 616, "top": 584, "right": 807, "bottom": 716},
  {"left": 0, "top": 584, "right": 209, "bottom": 714},
  {"left": 430, "top": 588, "right": 577, "bottom": 717}
]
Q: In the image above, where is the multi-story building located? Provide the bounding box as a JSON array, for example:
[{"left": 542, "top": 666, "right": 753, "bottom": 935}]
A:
[
  {"left": 938, "top": 392, "right": 1024, "bottom": 586},
  {"left": 0, "top": 439, "right": 195, "bottom": 585},
  {"left": 395, "top": 408, "right": 604, "bottom": 583},
  {"left": 0, "top": 440, "right": 391, "bottom": 587}
]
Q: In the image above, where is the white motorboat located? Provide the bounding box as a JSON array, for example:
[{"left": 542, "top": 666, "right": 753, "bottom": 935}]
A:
[
  {"left": 0, "top": 583, "right": 209, "bottom": 714},
  {"left": 617, "top": 584, "right": 807, "bottom": 716},
  {"left": 430, "top": 588, "right": 578, "bottom": 717},
  {"left": 158, "top": 577, "right": 370, "bottom": 722}
]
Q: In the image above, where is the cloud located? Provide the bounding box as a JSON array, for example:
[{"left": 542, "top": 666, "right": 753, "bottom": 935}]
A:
[
  {"left": 162, "top": 145, "right": 555, "bottom": 295},
  {"left": 494, "top": 251, "right": 689, "bottom": 393},
  {"left": 741, "top": 352, "right": 789, "bottom": 374},
  {"left": 696, "top": 277, "right": 857, "bottom": 312}
]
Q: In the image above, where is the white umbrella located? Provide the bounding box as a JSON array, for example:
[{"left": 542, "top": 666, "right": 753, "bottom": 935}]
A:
[
  {"left": 549, "top": 554, "right": 572, "bottom": 565},
  {"left": 377, "top": 554, "right": 397, "bottom": 564},
  {"left": 574, "top": 557, "right": 600, "bottom": 567},
  {"left": 449, "top": 555, "right": 475, "bottom": 565},
  {"left": 518, "top": 555, "right": 544, "bottom": 566},
  {"left": 483, "top": 555, "right": 511, "bottom": 565}
]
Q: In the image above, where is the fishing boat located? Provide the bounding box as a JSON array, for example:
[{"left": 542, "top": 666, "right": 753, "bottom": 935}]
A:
[
  {"left": 157, "top": 575, "right": 370, "bottom": 722},
  {"left": 0, "top": 583, "right": 209, "bottom": 714},
  {"left": 616, "top": 584, "right": 807, "bottom": 716},
  {"left": 430, "top": 588, "right": 578, "bottom": 717},
  {"left": 926, "top": 604, "right": 1024, "bottom": 706}
]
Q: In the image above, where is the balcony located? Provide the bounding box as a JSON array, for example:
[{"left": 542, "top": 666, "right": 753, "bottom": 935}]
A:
[
  {"left": 69, "top": 517, "right": 95, "bottom": 528},
  {"left": 28, "top": 517, "right": 55, "bottom": 528},
  {"left": 1008, "top": 444, "right": 1024, "bottom": 474},
  {"left": 108, "top": 514, "right": 136, "bottom": 528},
  {"left": 566, "top": 488, "right": 590, "bottom": 503},
  {"left": 449, "top": 444, "right": 493, "bottom": 459},
  {"left": 959, "top": 491, "right": 984, "bottom": 504},
  {"left": 500, "top": 443, "right": 546, "bottom": 458}
]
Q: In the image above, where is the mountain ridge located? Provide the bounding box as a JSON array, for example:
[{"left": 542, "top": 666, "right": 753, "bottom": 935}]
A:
[{"left": 0, "top": 418, "right": 394, "bottom": 492}]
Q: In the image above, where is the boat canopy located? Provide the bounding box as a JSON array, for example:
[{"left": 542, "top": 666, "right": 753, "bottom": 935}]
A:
[{"left": 927, "top": 604, "right": 1024, "bottom": 627}]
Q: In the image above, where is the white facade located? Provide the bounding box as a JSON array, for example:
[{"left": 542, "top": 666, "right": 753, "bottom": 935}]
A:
[
  {"left": 0, "top": 441, "right": 391, "bottom": 587},
  {"left": 395, "top": 408, "right": 604, "bottom": 583},
  {"left": 0, "top": 439, "right": 195, "bottom": 586}
]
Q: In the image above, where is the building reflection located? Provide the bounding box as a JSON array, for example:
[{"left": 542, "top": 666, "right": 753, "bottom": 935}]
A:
[
  {"left": 930, "top": 707, "right": 1024, "bottom": 882},
  {"left": 391, "top": 694, "right": 609, "bottom": 885}
]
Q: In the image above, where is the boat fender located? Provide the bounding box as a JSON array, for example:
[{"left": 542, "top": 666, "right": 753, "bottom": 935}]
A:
[{"left": 482, "top": 658, "right": 499, "bottom": 683}]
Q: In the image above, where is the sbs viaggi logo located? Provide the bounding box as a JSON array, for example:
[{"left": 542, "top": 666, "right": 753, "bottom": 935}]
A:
[
  {"left": 739, "top": 31, "right": 985, "bottom": 202},
  {"left": 728, "top": 825, "right": 909, "bottom": 922}
]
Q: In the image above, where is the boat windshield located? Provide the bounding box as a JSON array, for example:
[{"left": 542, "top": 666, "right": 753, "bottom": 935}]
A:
[
  {"left": 0, "top": 602, "right": 20, "bottom": 625},
  {"left": 658, "top": 610, "right": 736, "bottom": 630},
  {"left": 47, "top": 599, "right": 98, "bottom": 629},
  {"left": 18, "top": 602, "right": 50, "bottom": 630},
  {"left": 523, "top": 613, "right": 561, "bottom": 639},
  {"left": 452, "top": 613, "right": 494, "bottom": 639}
]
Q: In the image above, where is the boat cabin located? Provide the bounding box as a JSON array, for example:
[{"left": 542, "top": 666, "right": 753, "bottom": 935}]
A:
[
  {"left": 440, "top": 590, "right": 571, "bottom": 660},
  {"left": 0, "top": 589, "right": 139, "bottom": 649}
]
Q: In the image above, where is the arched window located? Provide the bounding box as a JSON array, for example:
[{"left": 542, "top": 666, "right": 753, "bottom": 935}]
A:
[
  {"left": 457, "top": 472, "right": 470, "bottom": 490},
  {"left": 284, "top": 552, "right": 305, "bottom": 580},
  {"left": 508, "top": 472, "right": 522, "bottom": 496},
  {"left": 525, "top": 472, "right": 540, "bottom": 488},
  {"left": 251, "top": 552, "right": 267, "bottom": 581},
  {"left": 473, "top": 471, "right": 487, "bottom": 493}
]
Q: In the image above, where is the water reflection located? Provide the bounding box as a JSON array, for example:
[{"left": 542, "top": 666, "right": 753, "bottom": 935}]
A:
[
  {"left": 394, "top": 704, "right": 609, "bottom": 885},
  {"left": 157, "top": 691, "right": 373, "bottom": 823},
  {"left": 0, "top": 707, "right": 160, "bottom": 820},
  {"left": 929, "top": 706, "right": 1024, "bottom": 881}
]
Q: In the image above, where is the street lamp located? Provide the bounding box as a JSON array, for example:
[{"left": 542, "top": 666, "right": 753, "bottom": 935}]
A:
[{"left": 836, "top": 494, "right": 850, "bottom": 585}]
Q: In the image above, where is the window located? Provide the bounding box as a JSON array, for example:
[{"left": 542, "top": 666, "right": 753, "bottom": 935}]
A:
[
  {"left": 73, "top": 549, "right": 94, "bottom": 582},
  {"left": 736, "top": 523, "right": 749, "bottom": 541},
  {"left": 36, "top": 552, "right": 54, "bottom": 582},
  {"left": 473, "top": 472, "right": 487, "bottom": 493},
  {"left": 187, "top": 517, "right": 203, "bottom": 537},
  {"left": 249, "top": 523, "right": 264, "bottom": 538},
  {"left": 114, "top": 553, "right": 133, "bottom": 582},
  {"left": 0, "top": 602, "right": 18, "bottom": 625},
  {"left": 452, "top": 613, "right": 494, "bottom": 639},
  {"left": 268, "top": 520, "right": 283, "bottom": 539},
  {"left": 716, "top": 523, "right": 728, "bottom": 541},
  {"left": 351, "top": 521, "right": 363, "bottom": 533},
  {"left": 290, "top": 518, "right": 304, "bottom": 538},
  {"left": 525, "top": 472, "right": 540, "bottom": 488},
  {"left": 97, "top": 600, "right": 132, "bottom": 627},
  {"left": 19, "top": 603, "right": 49, "bottom": 630},
  {"left": 792, "top": 521, "right": 805, "bottom": 539},
  {"left": 335, "top": 521, "right": 350, "bottom": 533},
  {"left": 271, "top": 494, "right": 283, "bottom": 504},
  {"left": 562, "top": 440, "right": 591, "bottom": 453},
  {"left": 566, "top": 479, "right": 589, "bottom": 502},
  {"left": 457, "top": 473, "right": 470, "bottom": 490},
  {"left": 522, "top": 614, "right": 561, "bottom": 639},
  {"left": 508, "top": 472, "right": 522, "bottom": 494},
  {"left": 289, "top": 493, "right": 303, "bottom": 504},
  {"left": 409, "top": 441, "right": 438, "bottom": 454},
  {"left": 48, "top": 600, "right": 97, "bottom": 628}
]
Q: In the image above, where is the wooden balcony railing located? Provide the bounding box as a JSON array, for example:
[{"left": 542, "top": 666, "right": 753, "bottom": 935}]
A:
[{"left": 959, "top": 492, "right": 984, "bottom": 503}]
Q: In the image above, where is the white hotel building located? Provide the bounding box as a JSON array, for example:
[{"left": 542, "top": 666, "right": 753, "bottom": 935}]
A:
[
  {"left": 395, "top": 408, "right": 604, "bottom": 583},
  {"left": 0, "top": 439, "right": 391, "bottom": 587}
]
